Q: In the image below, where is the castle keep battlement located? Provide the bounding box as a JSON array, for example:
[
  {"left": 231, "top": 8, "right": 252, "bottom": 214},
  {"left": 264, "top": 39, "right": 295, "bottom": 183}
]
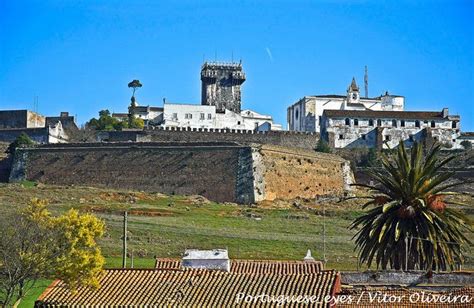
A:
[{"left": 10, "top": 142, "right": 352, "bottom": 203}]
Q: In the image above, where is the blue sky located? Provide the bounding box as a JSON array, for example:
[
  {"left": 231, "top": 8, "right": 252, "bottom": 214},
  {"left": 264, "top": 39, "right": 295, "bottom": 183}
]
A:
[{"left": 1, "top": 0, "right": 473, "bottom": 130}]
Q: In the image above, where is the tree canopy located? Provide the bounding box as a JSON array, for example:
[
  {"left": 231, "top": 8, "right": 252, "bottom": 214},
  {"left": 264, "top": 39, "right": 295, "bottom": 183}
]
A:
[
  {"left": 128, "top": 79, "right": 142, "bottom": 98},
  {"left": 0, "top": 199, "right": 105, "bottom": 306},
  {"left": 86, "top": 109, "right": 144, "bottom": 131}
]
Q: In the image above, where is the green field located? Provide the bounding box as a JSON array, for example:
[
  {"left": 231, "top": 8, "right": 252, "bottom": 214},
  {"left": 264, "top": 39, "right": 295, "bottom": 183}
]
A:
[{"left": 1, "top": 182, "right": 472, "bottom": 305}]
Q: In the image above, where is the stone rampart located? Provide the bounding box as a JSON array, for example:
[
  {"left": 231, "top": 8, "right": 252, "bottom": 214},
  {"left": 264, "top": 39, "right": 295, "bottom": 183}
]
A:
[{"left": 10, "top": 142, "right": 352, "bottom": 203}]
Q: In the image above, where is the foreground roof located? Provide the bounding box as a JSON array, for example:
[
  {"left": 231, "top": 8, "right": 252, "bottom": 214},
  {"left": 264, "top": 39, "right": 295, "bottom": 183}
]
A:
[
  {"left": 36, "top": 268, "right": 340, "bottom": 307},
  {"left": 155, "top": 258, "right": 325, "bottom": 274}
]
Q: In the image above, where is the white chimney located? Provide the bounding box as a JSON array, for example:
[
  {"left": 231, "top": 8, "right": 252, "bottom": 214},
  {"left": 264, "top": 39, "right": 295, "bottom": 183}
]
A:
[
  {"left": 304, "top": 249, "right": 315, "bottom": 262},
  {"left": 182, "top": 249, "right": 230, "bottom": 271}
]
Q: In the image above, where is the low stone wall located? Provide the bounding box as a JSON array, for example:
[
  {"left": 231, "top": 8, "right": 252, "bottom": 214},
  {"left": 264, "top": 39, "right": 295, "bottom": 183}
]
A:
[
  {"left": 97, "top": 127, "right": 320, "bottom": 150},
  {"left": 341, "top": 270, "right": 473, "bottom": 288},
  {"left": 10, "top": 142, "right": 352, "bottom": 203}
]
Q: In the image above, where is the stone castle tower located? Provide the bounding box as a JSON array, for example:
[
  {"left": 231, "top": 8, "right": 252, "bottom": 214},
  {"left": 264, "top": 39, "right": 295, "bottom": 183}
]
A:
[{"left": 201, "top": 61, "right": 246, "bottom": 113}]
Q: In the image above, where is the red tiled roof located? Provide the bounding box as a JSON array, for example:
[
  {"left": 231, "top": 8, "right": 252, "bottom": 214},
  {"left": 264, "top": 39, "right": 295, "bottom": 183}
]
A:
[
  {"left": 155, "top": 258, "right": 324, "bottom": 274},
  {"left": 36, "top": 268, "right": 340, "bottom": 307}
]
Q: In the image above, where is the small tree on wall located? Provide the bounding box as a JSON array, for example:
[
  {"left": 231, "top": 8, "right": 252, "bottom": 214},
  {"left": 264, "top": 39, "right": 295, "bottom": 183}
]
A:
[
  {"left": 315, "top": 139, "right": 332, "bottom": 153},
  {"left": 6, "top": 133, "right": 35, "bottom": 154}
]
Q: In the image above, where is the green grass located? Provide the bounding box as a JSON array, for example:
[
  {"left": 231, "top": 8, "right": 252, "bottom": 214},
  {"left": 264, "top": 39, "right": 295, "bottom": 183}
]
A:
[
  {"left": 0, "top": 183, "right": 472, "bottom": 270},
  {"left": 15, "top": 279, "right": 52, "bottom": 308}
]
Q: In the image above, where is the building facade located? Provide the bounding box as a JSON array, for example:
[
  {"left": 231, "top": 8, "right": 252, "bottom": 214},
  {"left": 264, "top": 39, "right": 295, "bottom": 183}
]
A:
[
  {"left": 113, "top": 61, "right": 282, "bottom": 131},
  {"left": 287, "top": 78, "right": 405, "bottom": 132},
  {"left": 321, "top": 108, "right": 461, "bottom": 149},
  {"left": 0, "top": 110, "right": 76, "bottom": 144}
]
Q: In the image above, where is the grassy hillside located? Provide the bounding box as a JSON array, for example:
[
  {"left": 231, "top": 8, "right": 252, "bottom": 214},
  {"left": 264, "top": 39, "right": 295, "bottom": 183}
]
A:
[{"left": 1, "top": 182, "right": 472, "bottom": 272}]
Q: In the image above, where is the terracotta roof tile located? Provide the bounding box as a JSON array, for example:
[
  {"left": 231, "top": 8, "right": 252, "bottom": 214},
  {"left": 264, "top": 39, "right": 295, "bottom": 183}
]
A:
[
  {"left": 36, "top": 269, "right": 340, "bottom": 307},
  {"left": 154, "top": 258, "right": 324, "bottom": 274}
]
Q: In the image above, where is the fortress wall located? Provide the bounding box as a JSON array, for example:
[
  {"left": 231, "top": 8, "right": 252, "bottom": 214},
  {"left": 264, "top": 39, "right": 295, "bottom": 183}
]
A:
[
  {"left": 257, "top": 145, "right": 351, "bottom": 201},
  {"left": 11, "top": 143, "right": 247, "bottom": 203},
  {"left": 99, "top": 128, "right": 320, "bottom": 150},
  {"left": 9, "top": 142, "right": 352, "bottom": 203}
]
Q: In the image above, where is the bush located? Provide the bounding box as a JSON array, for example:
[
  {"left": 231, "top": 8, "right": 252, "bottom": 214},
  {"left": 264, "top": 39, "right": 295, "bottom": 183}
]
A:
[
  {"left": 361, "top": 147, "right": 379, "bottom": 167},
  {"left": 460, "top": 140, "right": 472, "bottom": 151},
  {"left": 6, "top": 133, "right": 35, "bottom": 154},
  {"left": 315, "top": 139, "right": 331, "bottom": 153}
]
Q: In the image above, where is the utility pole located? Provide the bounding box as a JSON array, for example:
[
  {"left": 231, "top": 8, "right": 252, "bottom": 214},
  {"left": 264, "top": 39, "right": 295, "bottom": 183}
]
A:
[
  {"left": 322, "top": 200, "right": 327, "bottom": 265},
  {"left": 122, "top": 211, "right": 128, "bottom": 268}
]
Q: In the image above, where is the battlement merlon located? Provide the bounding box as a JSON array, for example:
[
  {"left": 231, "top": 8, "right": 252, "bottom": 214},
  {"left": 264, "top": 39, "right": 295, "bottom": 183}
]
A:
[{"left": 201, "top": 62, "right": 246, "bottom": 83}]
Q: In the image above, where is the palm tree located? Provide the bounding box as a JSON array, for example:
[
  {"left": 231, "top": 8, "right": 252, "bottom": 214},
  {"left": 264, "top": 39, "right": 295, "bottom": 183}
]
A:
[{"left": 350, "top": 141, "right": 472, "bottom": 271}]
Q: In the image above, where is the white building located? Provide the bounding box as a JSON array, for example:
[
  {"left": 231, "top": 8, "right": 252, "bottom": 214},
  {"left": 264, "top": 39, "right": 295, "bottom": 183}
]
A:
[
  {"left": 112, "top": 61, "right": 283, "bottom": 131},
  {"left": 287, "top": 78, "right": 404, "bottom": 132},
  {"left": 321, "top": 108, "right": 461, "bottom": 149},
  {"left": 114, "top": 102, "right": 282, "bottom": 131}
]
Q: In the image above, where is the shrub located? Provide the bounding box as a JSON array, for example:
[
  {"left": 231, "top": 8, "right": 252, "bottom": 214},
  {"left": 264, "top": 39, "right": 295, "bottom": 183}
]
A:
[{"left": 6, "top": 133, "right": 35, "bottom": 154}]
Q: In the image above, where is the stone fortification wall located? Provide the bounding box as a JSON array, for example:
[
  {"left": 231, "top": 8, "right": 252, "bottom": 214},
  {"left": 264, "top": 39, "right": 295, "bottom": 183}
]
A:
[
  {"left": 256, "top": 145, "right": 352, "bottom": 201},
  {"left": 97, "top": 127, "right": 320, "bottom": 150},
  {"left": 10, "top": 142, "right": 352, "bottom": 203}
]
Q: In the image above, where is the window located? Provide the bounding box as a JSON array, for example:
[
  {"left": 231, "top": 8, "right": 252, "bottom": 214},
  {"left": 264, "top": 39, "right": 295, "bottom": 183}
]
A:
[
  {"left": 200, "top": 113, "right": 205, "bottom": 120},
  {"left": 431, "top": 121, "right": 435, "bottom": 128},
  {"left": 237, "top": 121, "right": 241, "bottom": 125},
  {"left": 172, "top": 113, "right": 178, "bottom": 120},
  {"left": 362, "top": 134, "right": 366, "bottom": 140},
  {"left": 452, "top": 139, "right": 456, "bottom": 143},
  {"left": 354, "top": 119, "right": 359, "bottom": 126},
  {"left": 452, "top": 121, "right": 457, "bottom": 129},
  {"left": 401, "top": 120, "right": 405, "bottom": 127},
  {"left": 377, "top": 119, "right": 382, "bottom": 126},
  {"left": 318, "top": 116, "right": 322, "bottom": 124},
  {"left": 369, "top": 119, "right": 374, "bottom": 126},
  {"left": 339, "top": 134, "right": 344, "bottom": 140},
  {"left": 409, "top": 135, "right": 414, "bottom": 142},
  {"left": 295, "top": 109, "right": 299, "bottom": 120},
  {"left": 184, "top": 113, "right": 193, "bottom": 119},
  {"left": 208, "top": 113, "right": 212, "bottom": 120},
  {"left": 345, "top": 118, "right": 350, "bottom": 126},
  {"left": 392, "top": 119, "right": 397, "bottom": 127},
  {"left": 415, "top": 120, "right": 420, "bottom": 128},
  {"left": 385, "top": 135, "right": 391, "bottom": 141}
]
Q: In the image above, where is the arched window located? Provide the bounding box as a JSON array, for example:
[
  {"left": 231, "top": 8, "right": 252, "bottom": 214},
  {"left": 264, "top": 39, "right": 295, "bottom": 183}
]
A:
[
  {"left": 431, "top": 121, "right": 436, "bottom": 128},
  {"left": 345, "top": 118, "right": 350, "bottom": 126},
  {"left": 354, "top": 119, "right": 359, "bottom": 126},
  {"left": 392, "top": 119, "right": 397, "bottom": 127},
  {"left": 452, "top": 121, "right": 457, "bottom": 129},
  {"left": 295, "top": 109, "right": 299, "bottom": 120},
  {"left": 369, "top": 119, "right": 374, "bottom": 126},
  {"left": 377, "top": 119, "right": 382, "bottom": 126},
  {"left": 415, "top": 120, "right": 420, "bottom": 128}
]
